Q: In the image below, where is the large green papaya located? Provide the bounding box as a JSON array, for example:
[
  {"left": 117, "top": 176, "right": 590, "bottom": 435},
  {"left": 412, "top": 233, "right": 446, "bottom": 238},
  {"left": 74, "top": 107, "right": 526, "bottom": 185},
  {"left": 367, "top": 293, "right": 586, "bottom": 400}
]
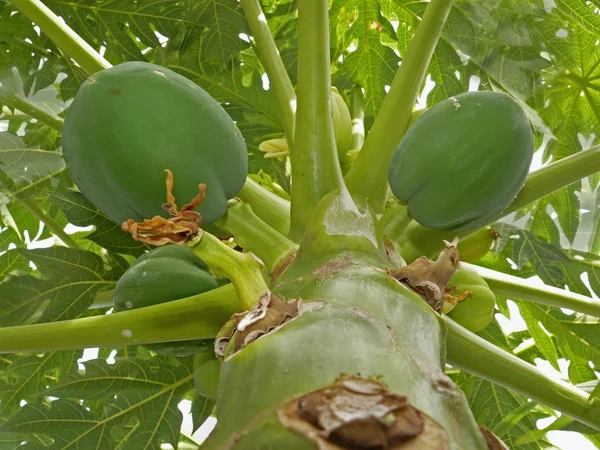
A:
[
  {"left": 62, "top": 61, "right": 248, "bottom": 225},
  {"left": 114, "top": 244, "right": 219, "bottom": 356},
  {"left": 388, "top": 91, "right": 534, "bottom": 232}
]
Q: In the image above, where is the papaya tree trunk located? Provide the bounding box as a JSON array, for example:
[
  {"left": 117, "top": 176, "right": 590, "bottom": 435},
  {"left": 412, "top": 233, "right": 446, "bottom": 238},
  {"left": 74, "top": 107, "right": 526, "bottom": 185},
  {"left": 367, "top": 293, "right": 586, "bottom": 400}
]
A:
[{"left": 203, "top": 193, "right": 490, "bottom": 449}]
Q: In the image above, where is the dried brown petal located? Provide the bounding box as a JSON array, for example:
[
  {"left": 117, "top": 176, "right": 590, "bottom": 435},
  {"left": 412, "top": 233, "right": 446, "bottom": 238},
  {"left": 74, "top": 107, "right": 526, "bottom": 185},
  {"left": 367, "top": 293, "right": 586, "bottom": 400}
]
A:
[
  {"left": 122, "top": 169, "right": 205, "bottom": 246},
  {"left": 388, "top": 238, "right": 461, "bottom": 312},
  {"left": 479, "top": 426, "right": 510, "bottom": 450}
]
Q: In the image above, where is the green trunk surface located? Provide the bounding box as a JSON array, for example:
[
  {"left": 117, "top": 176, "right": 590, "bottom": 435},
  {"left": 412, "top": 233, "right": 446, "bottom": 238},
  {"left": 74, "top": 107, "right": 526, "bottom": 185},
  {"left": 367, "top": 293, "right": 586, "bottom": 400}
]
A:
[{"left": 203, "top": 250, "right": 487, "bottom": 449}]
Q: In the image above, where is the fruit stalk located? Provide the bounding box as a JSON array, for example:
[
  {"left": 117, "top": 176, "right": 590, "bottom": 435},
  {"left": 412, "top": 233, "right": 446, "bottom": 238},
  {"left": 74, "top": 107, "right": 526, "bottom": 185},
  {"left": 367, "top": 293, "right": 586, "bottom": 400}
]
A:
[
  {"left": 10, "top": 0, "right": 110, "bottom": 74},
  {"left": 0, "top": 285, "right": 240, "bottom": 353},
  {"left": 241, "top": 0, "right": 296, "bottom": 144},
  {"left": 504, "top": 143, "right": 600, "bottom": 215},
  {"left": 0, "top": 92, "right": 64, "bottom": 130},
  {"left": 445, "top": 317, "right": 600, "bottom": 431},
  {"left": 216, "top": 199, "right": 298, "bottom": 271},
  {"left": 460, "top": 262, "right": 600, "bottom": 318},
  {"left": 18, "top": 196, "right": 83, "bottom": 250},
  {"left": 344, "top": 0, "right": 454, "bottom": 213},
  {"left": 191, "top": 232, "right": 269, "bottom": 310},
  {"left": 236, "top": 178, "right": 291, "bottom": 235},
  {"left": 289, "top": 0, "right": 347, "bottom": 241}
]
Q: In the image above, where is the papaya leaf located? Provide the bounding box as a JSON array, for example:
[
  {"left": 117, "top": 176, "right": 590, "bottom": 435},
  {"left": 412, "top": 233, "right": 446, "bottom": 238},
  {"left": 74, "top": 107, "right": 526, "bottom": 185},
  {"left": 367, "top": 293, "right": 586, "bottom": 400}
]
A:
[
  {"left": 0, "top": 350, "right": 80, "bottom": 421},
  {"left": 450, "top": 370, "right": 551, "bottom": 450},
  {"left": 330, "top": 0, "right": 400, "bottom": 129},
  {"left": 191, "top": 394, "right": 215, "bottom": 434},
  {"left": 3, "top": 357, "right": 196, "bottom": 449},
  {"left": 0, "top": 247, "right": 120, "bottom": 326},
  {"left": 0, "top": 132, "right": 65, "bottom": 198},
  {"left": 51, "top": 191, "right": 149, "bottom": 257}
]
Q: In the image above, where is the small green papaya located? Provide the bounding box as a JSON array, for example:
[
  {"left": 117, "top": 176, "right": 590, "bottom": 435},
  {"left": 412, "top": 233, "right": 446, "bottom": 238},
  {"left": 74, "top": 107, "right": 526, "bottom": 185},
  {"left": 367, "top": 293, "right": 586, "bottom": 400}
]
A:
[
  {"left": 193, "top": 349, "right": 220, "bottom": 400},
  {"left": 62, "top": 61, "right": 248, "bottom": 226},
  {"left": 331, "top": 87, "right": 352, "bottom": 159},
  {"left": 258, "top": 87, "right": 352, "bottom": 161},
  {"left": 388, "top": 91, "right": 534, "bottom": 232},
  {"left": 442, "top": 269, "right": 496, "bottom": 333},
  {"left": 114, "top": 244, "right": 220, "bottom": 356}
]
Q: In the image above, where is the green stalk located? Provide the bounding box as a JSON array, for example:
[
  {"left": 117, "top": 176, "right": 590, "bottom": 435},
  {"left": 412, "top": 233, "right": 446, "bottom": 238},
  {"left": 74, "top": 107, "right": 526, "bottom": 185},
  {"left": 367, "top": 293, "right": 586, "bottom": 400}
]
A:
[
  {"left": 504, "top": 144, "right": 600, "bottom": 215},
  {"left": 19, "top": 196, "right": 83, "bottom": 250},
  {"left": 460, "top": 262, "right": 600, "bottom": 318},
  {"left": 0, "top": 93, "right": 64, "bottom": 130},
  {"left": 241, "top": 0, "right": 296, "bottom": 145},
  {"left": 343, "top": 0, "right": 454, "bottom": 213},
  {"left": 10, "top": 0, "right": 110, "bottom": 74},
  {"left": 237, "top": 178, "right": 290, "bottom": 235},
  {"left": 289, "top": 0, "right": 346, "bottom": 241},
  {"left": 444, "top": 317, "right": 600, "bottom": 431},
  {"left": 216, "top": 199, "right": 298, "bottom": 271},
  {"left": 191, "top": 232, "right": 269, "bottom": 310},
  {"left": 0, "top": 285, "right": 241, "bottom": 353},
  {"left": 349, "top": 86, "right": 365, "bottom": 151}
]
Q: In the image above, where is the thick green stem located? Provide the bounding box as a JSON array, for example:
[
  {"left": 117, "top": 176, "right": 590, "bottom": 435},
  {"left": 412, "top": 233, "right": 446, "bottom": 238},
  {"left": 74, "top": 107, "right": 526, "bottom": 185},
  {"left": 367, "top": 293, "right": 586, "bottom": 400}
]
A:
[
  {"left": 0, "top": 93, "right": 64, "bottom": 130},
  {"left": 10, "top": 0, "right": 110, "bottom": 74},
  {"left": 445, "top": 317, "right": 600, "bottom": 431},
  {"left": 191, "top": 232, "right": 269, "bottom": 310},
  {"left": 0, "top": 285, "right": 241, "bottom": 353},
  {"left": 216, "top": 199, "right": 298, "bottom": 271},
  {"left": 289, "top": 0, "right": 346, "bottom": 241},
  {"left": 19, "top": 196, "right": 83, "bottom": 250},
  {"left": 349, "top": 86, "right": 365, "bottom": 151},
  {"left": 241, "top": 0, "right": 295, "bottom": 145},
  {"left": 504, "top": 144, "right": 600, "bottom": 215},
  {"left": 460, "top": 262, "right": 600, "bottom": 318},
  {"left": 344, "top": 0, "right": 454, "bottom": 213},
  {"left": 237, "top": 178, "right": 290, "bottom": 236}
]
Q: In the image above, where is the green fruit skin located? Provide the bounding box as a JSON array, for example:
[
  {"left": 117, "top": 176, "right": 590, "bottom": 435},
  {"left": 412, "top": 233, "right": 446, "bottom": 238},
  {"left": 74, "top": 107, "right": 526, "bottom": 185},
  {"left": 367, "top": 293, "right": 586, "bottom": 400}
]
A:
[
  {"left": 388, "top": 91, "right": 534, "bottom": 232},
  {"left": 114, "top": 245, "right": 220, "bottom": 355},
  {"left": 446, "top": 269, "right": 496, "bottom": 333},
  {"left": 331, "top": 87, "right": 352, "bottom": 159},
  {"left": 62, "top": 61, "right": 248, "bottom": 225},
  {"left": 193, "top": 350, "right": 220, "bottom": 400}
]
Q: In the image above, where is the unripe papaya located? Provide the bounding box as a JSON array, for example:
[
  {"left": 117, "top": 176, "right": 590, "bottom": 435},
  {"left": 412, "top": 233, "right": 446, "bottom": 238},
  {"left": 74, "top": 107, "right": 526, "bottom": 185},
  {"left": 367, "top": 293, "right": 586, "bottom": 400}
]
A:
[
  {"left": 259, "top": 87, "right": 352, "bottom": 161},
  {"left": 114, "top": 244, "right": 219, "bottom": 356},
  {"left": 193, "top": 349, "right": 220, "bottom": 400},
  {"left": 388, "top": 91, "right": 534, "bottom": 232},
  {"left": 62, "top": 61, "right": 248, "bottom": 226},
  {"left": 331, "top": 87, "right": 352, "bottom": 159},
  {"left": 442, "top": 269, "right": 496, "bottom": 333}
]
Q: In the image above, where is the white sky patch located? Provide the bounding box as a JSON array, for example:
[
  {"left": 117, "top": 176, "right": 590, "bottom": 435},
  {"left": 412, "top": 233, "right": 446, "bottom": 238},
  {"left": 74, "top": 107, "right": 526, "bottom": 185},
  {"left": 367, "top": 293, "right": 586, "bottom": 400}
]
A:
[{"left": 261, "top": 72, "right": 270, "bottom": 90}]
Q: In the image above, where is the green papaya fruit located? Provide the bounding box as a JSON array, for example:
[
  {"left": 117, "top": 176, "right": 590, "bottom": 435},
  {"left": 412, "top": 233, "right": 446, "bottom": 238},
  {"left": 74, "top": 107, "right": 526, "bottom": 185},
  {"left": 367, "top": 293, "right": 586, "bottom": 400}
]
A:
[
  {"left": 331, "top": 87, "right": 352, "bottom": 159},
  {"left": 114, "top": 244, "right": 220, "bottom": 356},
  {"left": 259, "top": 87, "right": 352, "bottom": 161},
  {"left": 388, "top": 91, "right": 534, "bottom": 232},
  {"left": 193, "top": 349, "right": 220, "bottom": 400},
  {"left": 442, "top": 269, "right": 496, "bottom": 333},
  {"left": 62, "top": 61, "right": 248, "bottom": 226}
]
